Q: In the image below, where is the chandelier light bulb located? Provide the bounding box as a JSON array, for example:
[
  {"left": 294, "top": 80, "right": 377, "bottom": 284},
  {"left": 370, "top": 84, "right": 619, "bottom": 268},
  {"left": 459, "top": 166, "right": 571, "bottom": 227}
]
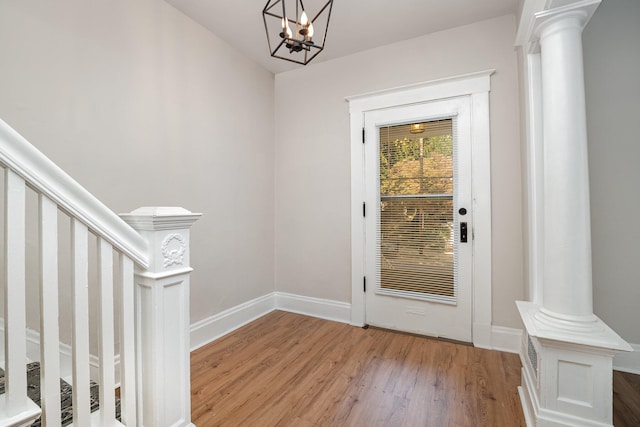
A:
[
  {"left": 280, "top": 17, "right": 293, "bottom": 39},
  {"left": 299, "top": 10, "right": 312, "bottom": 38},
  {"left": 285, "top": 20, "right": 293, "bottom": 38}
]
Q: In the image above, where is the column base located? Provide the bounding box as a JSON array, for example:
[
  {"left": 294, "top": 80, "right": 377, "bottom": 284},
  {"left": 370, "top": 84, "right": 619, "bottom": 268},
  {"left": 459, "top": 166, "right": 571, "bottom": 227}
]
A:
[{"left": 516, "top": 301, "right": 631, "bottom": 427}]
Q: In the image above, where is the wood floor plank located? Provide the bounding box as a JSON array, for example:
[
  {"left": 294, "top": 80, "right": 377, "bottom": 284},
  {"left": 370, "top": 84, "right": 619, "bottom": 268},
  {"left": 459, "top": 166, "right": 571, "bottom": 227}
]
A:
[
  {"left": 191, "top": 311, "right": 639, "bottom": 426},
  {"left": 613, "top": 369, "right": 640, "bottom": 427}
]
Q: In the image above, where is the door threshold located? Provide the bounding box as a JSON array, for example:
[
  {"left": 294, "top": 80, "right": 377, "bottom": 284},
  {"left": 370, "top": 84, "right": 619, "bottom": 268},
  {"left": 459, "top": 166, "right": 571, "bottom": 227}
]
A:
[{"left": 364, "top": 324, "right": 473, "bottom": 346}]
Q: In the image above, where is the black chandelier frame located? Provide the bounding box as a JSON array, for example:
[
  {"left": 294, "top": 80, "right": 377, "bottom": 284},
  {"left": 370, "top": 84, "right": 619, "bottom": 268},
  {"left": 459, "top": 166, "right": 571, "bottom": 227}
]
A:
[{"left": 263, "top": 0, "right": 334, "bottom": 65}]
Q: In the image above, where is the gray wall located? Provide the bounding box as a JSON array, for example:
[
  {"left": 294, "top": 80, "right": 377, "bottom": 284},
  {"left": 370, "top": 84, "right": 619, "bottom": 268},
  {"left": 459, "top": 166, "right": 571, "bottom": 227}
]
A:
[
  {"left": 584, "top": 0, "right": 640, "bottom": 344},
  {"left": 0, "top": 3, "right": 527, "bottom": 340},
  {"left": 274, "top": 15, "right": 524, "bottom": 329},
  {"left": 0, "top": 0, "right": 276, "bottom": 328}
]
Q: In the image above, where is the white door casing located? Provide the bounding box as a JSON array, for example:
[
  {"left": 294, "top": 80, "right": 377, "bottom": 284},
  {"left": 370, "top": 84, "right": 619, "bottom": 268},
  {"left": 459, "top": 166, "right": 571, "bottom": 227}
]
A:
[
  {"left": 347, "top": 70, "right": 494, "bottom": 348},
  {"left": 364, "top": 99, "right": 472, "bottom": 341}
]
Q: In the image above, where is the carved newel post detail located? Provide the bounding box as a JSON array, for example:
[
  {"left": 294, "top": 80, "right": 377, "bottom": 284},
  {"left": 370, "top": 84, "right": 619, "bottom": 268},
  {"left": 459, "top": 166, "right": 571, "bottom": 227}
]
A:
[{"left": 121, "top": 207, "right": 201, "bottom": 427}]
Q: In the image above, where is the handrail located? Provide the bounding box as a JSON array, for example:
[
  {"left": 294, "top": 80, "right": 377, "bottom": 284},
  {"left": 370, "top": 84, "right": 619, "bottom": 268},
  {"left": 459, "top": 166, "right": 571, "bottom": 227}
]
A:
[{"left": 0, "top": 119, "right": 149, "bottom": 268}]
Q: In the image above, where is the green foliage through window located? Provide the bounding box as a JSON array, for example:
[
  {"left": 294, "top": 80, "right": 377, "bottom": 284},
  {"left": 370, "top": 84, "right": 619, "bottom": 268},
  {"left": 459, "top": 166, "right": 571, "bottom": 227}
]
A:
[{"left": 380, "top": 133, "right": 453, "bottom": 196}]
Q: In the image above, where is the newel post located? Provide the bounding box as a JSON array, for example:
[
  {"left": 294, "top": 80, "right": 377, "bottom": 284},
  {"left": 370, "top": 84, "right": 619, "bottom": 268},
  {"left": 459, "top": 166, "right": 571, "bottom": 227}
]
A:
[{"left": 121, "top": 207, "right": 201, "bottom": 427}]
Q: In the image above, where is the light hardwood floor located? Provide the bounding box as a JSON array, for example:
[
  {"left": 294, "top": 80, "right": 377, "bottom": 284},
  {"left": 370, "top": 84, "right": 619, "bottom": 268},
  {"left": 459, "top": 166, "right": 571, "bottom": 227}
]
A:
[
  {"left": 191, "top": 311, "right": 525, "bottom": 426},
  {"left": 191, "top": 310, "right": 640, "bottom": 426}
]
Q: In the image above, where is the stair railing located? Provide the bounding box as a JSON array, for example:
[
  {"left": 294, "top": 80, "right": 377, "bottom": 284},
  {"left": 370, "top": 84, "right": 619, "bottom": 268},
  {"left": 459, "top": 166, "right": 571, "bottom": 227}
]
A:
[{"left": 0, "top": 119, "right": 199, "bottom": 427}]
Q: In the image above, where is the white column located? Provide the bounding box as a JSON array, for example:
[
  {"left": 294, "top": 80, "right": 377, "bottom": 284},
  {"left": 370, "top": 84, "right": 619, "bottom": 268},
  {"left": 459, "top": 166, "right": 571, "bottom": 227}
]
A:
[
  {"left": 539, "top": 9, "right": 595, "bottom": 323},
  {"left": 515, "top": 2, "right": 631, "bottom": 426},
  {"left": 121, "top": 207, "right": 201, "bottom": 427}
]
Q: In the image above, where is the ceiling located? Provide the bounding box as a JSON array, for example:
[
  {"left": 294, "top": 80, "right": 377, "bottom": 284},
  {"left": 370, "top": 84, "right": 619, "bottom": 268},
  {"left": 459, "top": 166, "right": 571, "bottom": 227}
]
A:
[{"left": 164, "top": 0, "right": 521, "bottom": 74}]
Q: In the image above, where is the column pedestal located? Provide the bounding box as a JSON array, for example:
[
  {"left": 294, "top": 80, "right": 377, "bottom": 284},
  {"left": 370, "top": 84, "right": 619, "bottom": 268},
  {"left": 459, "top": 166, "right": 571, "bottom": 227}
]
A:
[{"left": 518, "top": 301, "right": 629, "bottom": 427}]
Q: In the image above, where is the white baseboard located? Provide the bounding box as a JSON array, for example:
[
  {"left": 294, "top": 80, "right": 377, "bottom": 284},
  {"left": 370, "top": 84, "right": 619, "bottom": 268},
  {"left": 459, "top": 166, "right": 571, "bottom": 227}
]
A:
[
  {"left": 473, "top": 322, "right": 493, "bottom": 349},
  {"left": 188, "top": 294, "right": 529, "bottom": 356},
  {"left": 274, "top": 292, "right": 352, "bottom": 324},
  {"left": 190, "top": 293, "right": 276, "bottom": 351},
  {"left": 614, "top": 342, "right": 640, "bottom": 375},
  {"left": 189, "top": 291, "right": 352, "bottom": 351},
  {"left": 491, "top": 325, "right": 522, "bottom": 354}
]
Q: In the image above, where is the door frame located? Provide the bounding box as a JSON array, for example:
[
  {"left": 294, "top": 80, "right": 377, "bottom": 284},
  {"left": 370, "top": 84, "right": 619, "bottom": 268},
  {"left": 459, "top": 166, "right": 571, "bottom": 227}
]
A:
[{"left": 346, "top": 70, "right": 494, "bottom": 348}]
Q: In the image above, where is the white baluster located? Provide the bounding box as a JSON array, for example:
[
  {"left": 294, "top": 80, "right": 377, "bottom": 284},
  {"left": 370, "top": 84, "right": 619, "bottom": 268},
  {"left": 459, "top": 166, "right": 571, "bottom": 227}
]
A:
[
  {"left": 39, "top": 194, "right": 61, "bottom": 426},
  {"left": 98, "top": 238, "right": 116, "bottom": 426},
  {"left": 3, "top": 169, "right": 27, "bottom": 414},
  {"left": 119, "top": 255, "right": 137, "bottom": 427},
  {"left": 0, "top": 169, "right": 40, "bottom": 425},
  {"left": 71, "top": 219, "right": 91, "bottom": 426}
]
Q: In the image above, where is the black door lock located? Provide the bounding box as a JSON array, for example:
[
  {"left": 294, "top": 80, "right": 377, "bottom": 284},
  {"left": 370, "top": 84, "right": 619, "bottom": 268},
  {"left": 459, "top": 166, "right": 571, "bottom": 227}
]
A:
[{"left": 460, "top": 222, "right": 468, "bottom": 243}]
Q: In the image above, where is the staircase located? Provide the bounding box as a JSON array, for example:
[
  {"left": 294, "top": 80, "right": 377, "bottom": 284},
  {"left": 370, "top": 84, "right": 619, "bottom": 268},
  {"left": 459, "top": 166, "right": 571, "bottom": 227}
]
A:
[
  {"left": 0, "top": 362, "right": 118, "bottom": 426},
  {"left": 0, "top": 119, "right": 200, "bottom": 427}
]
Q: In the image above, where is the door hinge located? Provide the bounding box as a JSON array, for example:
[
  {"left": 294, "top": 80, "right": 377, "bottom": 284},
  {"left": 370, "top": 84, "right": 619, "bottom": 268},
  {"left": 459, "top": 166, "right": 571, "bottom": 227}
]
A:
[
  {"left": 363, "top": 276, "right": 367, "bottom": 292},
  {"left": 363, "top": 202, "right": 366, "bottom": 217},
  {"left": 362, "top": 128, "right": 365, "bottom": 144}
]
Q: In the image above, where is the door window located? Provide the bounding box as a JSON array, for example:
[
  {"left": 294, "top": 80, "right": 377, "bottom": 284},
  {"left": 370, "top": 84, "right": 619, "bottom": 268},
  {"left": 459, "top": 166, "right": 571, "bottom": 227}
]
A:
[{"left": 378, "top": 119, "right": 456, "bottom": 303}]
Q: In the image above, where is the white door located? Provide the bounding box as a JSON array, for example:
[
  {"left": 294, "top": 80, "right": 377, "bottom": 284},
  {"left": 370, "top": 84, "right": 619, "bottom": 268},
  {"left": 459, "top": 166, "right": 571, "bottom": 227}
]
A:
[{"left": 364, "top": 96, "right": 473, "bottom": 342}]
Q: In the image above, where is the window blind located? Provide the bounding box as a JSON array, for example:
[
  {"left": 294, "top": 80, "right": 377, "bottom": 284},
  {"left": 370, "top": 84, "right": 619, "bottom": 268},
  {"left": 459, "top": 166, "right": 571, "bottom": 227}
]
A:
[{"left": 376, "top": 119, "right": 457, "bottom": 303}]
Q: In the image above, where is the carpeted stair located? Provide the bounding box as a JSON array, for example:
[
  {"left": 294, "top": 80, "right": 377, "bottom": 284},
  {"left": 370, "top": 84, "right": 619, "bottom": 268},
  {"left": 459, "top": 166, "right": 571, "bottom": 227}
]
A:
[{"left": 0, "top": 362, "right": 120, "bottom": 426}]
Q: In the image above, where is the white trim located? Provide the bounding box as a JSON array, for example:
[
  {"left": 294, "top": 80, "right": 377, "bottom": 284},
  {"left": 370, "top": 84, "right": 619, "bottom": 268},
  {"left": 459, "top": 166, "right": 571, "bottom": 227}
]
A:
[
  {"left": 613, "top": 343, "right": 640, "bottom": 375},
  {"left": 120, "top": 206, "right": 202, "bottom": 231},
  {"left": 189, "top": 292, "right": 353, "bottom": 352},
  {"left": 347, "top": 71, "right": 494, "bottom": 347},
  {"left": 473, "top": 323, "right": 493, "bottom": 350},
  {"left": 0, "top": 119, "right": 148, "bottom": 268},
  {"left": 274, "top": 292, "right": 352, "bottom": 324},
  {"left": 518, "top": 371, "right": 537, "bottom": 427},
  {"left": 349, "top": 108, "right": 366, "bottom": 327},
  {"left": 523, "top": 52, "right": 544, "bottom": 304},
  {"left": 189, "top": 293, "right": 275, "bottom": 351},
  {"left": 346, "top": 70, "right": 495, "bottom": 108},
  {"left": 491, "top": 326, "right": 523, "bottom": 354},
  {"left": 470, "top": 90, "right": 493, "bottom": 349},
  {"left": 516, "top": 0, "right": 549, "bottom": 50},
  {"left": 0, "top": 395, "right": 42, "bottom": 427}
]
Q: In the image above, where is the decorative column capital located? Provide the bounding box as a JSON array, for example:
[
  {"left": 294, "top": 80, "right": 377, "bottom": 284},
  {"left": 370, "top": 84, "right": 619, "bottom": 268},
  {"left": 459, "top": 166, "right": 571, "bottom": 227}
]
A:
[
  {"left": 534, "top": 0, "right": 600, "bottom": 34},
  {"left": 517, "top": 0, "right": 601, "bottom": 52},
  {"left": 120, "top": 207, "right": 202, "bottom": 276}
]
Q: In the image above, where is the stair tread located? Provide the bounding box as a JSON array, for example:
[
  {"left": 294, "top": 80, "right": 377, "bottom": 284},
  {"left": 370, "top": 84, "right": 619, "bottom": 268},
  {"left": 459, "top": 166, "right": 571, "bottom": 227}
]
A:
[{"left": 0, "top": 362, "right": 120, "bottom": 426}]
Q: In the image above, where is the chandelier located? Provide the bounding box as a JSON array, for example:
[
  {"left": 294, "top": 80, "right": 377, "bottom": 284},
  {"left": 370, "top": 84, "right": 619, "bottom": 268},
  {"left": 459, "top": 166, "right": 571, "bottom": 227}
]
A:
[{"left": 263, "top": 0, "right": 334, "bottom": 65}]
